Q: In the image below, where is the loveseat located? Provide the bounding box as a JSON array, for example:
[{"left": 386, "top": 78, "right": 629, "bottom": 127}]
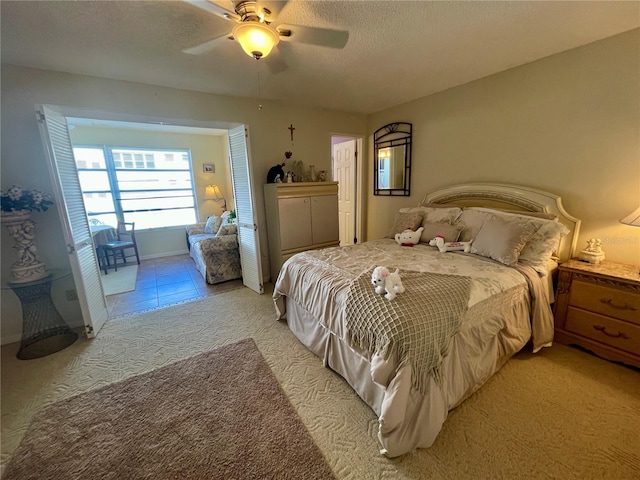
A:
[{"left": 185, "top": 213, "right": 242, "bottom": 284}]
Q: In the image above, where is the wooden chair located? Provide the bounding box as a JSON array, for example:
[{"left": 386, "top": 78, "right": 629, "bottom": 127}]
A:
[{"left": 100, "top": 222, "right": 140, "bottom": 273}]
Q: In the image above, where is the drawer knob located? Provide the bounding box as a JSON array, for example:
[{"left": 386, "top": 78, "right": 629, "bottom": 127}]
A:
[
  {"left": 599, "top": 298, "right": 637, "bottom": 311},
  {"left": 593, "top": 325, "right": 630, "bottom": 339}
]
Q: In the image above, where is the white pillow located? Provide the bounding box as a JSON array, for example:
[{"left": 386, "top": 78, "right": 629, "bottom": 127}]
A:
[
  {"left": 454, "top": 209, "right": 493, "bottom": 242},
  {"left": 204, "top": 215, "right": 222, "bottom": 234},
  {"left": 519, "top": 221, "right": 570, "bottom": 274},
  {"left": 453, "top": 206, "right": 571, "bottom": 271}
]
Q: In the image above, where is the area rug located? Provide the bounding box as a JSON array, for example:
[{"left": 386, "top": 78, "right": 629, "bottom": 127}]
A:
[
  {"left": 100, "top": 263, "right": 137, "bottom": 296},
  {"left": 2, "top": 338, "right": 336, "bottom": 480}
]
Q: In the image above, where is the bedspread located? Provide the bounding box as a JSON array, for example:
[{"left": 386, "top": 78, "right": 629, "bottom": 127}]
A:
[
  {"left": 273, "top": 239, "right": 555, "bottom": 456},
  {"left": 345, "top": 268, "right": 472, "bottom": 392}
]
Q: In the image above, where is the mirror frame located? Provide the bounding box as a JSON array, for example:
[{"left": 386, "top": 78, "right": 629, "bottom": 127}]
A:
[{"left": 373, "top": 122, "right": 412, "bottom": 196}]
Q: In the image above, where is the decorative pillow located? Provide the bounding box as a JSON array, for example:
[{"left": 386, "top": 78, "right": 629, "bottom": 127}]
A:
[
  {"left": 420, "top": 222, "right": 463, "bottom": 243},
  {"left": 386, "top": 212, "right": 423, "bottom": 238},
  {"left": 470, "top": 215, "right": 539, "bottom": 266},
  {"left": 217, "top": 223, "right": 238, "bottom": 236},
  {"left": 454, "top": 209, "right": 494, "bottom": 242},
  {"left": 519, "top": 221, "right": 570, "bottom": 274},
  {"left": 465, "top": 207, "right": 570, "bottom": 273},
  {"left": 204, "top": 215, "right": 222, "bottom": 234},
  {"left": 400, "top": 205, "right": 462, "bottom": 224}
]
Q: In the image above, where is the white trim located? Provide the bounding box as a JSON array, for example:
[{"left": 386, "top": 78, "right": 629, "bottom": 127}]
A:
[{"left": 139, "top": 250, "right": 190, "bottom": 261}]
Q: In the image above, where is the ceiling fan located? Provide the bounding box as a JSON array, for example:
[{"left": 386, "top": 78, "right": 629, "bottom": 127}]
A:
[{"left": 182, "top": 0, "right": 349, "bottom": 62}]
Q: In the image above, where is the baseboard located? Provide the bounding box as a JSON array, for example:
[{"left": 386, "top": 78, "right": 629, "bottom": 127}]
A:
[
  {"left": 2, "top": 333, "right": 22, "bottom": 345},
  {"left": 139, "top": 249, "right": 189, "bottom": 261}
]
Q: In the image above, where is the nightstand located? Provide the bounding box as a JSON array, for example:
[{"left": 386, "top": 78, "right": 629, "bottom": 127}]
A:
[{"left": 554, "top": 259, "right": 640, "bottom": 368}]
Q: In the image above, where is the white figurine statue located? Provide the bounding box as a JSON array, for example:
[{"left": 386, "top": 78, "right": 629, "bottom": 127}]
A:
[{"left": 579, "top": 238, "right": 605, "bottom": 264}]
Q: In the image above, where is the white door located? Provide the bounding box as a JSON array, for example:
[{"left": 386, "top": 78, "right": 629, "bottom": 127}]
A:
[
  {"left": 332, "top": 139, "right": 356, "bottom": 245},
  {"left": 36, "top": 105, "right": 109, "bottom": 338},
  {"left": 228, "top": 125, "right": 264, "bottom": 294}
]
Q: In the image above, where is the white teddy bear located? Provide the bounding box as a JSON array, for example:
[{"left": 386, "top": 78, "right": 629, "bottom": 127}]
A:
[
  {"left": 394, "top": 227, "right": 424, "bottom": 247},
  {"left": 371, "top": 266, "right": 405, "bottom": 301},
  {"left": 428, "top": 235, "right": 473, "bottom": 253}
]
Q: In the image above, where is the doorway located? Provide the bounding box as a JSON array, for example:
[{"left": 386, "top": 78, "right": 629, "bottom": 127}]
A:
[
  {"left": 37, "top": 105, "right": 263, "bottom": 339},
  {"left": 67, "top": 118, "right": 232, "bottom": 309},
  {"left": 331, "top": 135, "right": 363, "bottom": 246}
]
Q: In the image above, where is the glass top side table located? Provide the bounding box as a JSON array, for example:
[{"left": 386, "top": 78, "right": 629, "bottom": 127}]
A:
[{"left": 3, "top": 269, "right": 78, "bottom": 360}]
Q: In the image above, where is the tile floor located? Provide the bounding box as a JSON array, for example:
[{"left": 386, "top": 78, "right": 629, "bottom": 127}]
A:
[{"left": 105, "top": 254, "right": 244, "bottom": 318}]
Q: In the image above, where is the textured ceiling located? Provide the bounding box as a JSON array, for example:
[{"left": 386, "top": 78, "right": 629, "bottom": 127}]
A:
[{"left": 2, "top": 1, "right": 639, "bottom": 114}]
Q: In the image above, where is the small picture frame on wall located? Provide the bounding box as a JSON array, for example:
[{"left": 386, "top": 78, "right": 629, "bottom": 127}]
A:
[{"left": 203, "top": 164, "right": 215, "bottom": 173}]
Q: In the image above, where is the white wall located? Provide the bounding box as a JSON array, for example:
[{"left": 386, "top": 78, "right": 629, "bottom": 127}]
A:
[
  {"left": 0, "top": 65, "right": 366, "bottom": 343},
  {"left": 366, "top": 29, "right": 640, "bottom": 267}
]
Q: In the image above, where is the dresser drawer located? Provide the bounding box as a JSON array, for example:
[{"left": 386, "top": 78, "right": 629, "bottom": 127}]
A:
[
  {"left": 565, "top": 307, "right": 640, "bottom": 354},
  {"left": 568, "top": 280, "right": 640, "bottom": 324}
]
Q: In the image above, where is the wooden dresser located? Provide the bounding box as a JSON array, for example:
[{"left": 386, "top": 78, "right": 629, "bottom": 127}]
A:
[
  {"left": 554, "top": 259, "right": 640, "bottom": 368},
  {"left": 264, "top": 182, "right": 339, "bottom": 282}
]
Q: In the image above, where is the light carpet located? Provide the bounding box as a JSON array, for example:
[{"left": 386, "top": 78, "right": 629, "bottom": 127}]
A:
[
  {"left": 100, "top": 263, "right": 138, "bottom": 296},
  {"left": 2, "top": 286, "right": 639, "bottom": 479},
  {"left": 2, "top": 338, "right": 335, "bottom": 480}
]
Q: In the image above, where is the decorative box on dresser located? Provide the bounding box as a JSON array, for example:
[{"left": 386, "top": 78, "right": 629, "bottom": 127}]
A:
[
  {"left": 264, "top": 182, "right": 340, "bottom": 282},
  {"left": 554, "top": 259, "right": 640, "bottom": 368}
]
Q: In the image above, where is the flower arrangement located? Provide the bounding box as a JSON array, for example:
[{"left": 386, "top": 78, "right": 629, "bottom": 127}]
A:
[
  {"left": 227, "top": 209, "right": 237, "bottom": 224},
  {"left": 1, "top": 185, "right": 54, "bottom": 213}
]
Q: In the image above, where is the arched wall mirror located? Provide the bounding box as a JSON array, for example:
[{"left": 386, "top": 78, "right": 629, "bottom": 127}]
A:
[{"left": 373, "top": 122, "right": 412, "bottom": 196}]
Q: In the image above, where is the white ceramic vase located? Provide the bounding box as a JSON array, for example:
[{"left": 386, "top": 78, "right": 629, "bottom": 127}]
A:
[{"left": 1, "top": 209, "right": 49, "bottom": 283}]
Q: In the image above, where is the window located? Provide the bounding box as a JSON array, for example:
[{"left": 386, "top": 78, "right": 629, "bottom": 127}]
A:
[{"left": 73, "top": 146, "right": 198, "bottom": 229}]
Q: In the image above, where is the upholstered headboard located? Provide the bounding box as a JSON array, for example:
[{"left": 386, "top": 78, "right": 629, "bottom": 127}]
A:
[{"left": 422, "top": 183, "right": 581, "bottom": 262}]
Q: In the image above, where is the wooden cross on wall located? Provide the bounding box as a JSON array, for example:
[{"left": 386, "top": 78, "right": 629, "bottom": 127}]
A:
[{"left": 288, "top": 124, "right": 296, "bottom": 142}]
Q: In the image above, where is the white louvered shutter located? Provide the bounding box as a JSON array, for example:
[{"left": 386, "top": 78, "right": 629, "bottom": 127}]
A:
[
  {"left": 228, "top": 125, "right": 264, "bottom": 294},
  {"left": 36, "top": 105, "right": 108, "bottom": 337}
]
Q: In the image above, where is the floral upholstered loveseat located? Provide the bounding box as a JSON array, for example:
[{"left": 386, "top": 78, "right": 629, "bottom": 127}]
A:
[{"left": 185, "top": 213, "right": 241, "bottom": 284}]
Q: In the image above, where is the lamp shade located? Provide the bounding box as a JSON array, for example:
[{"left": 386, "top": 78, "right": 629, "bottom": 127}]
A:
[
  {"left": 232, "top": 21, "right": 279, "bottom": 59},
  {"left": 204, "top": 185, "right": 227, "bottom": 211},
  {"left": 620, "top": 206, "right": 640, "bottom": 227},
  {"left": 204, "top": 185, "right": 223, "bottom": 200}
]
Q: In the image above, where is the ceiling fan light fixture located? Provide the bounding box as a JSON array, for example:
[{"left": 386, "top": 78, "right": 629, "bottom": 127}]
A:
[{"left": 232, "top": 21, "right": 279, "bottom": 60}]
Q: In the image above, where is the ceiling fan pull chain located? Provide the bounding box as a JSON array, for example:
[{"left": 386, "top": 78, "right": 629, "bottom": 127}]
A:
[{"left": 257, "top": 60, "right": 263, "bottom": 111}]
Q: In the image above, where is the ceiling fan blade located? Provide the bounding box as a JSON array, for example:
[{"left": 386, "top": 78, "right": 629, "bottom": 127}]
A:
[
  {"left": 276, "top": 24, "right": 349, "bottom": 49},
  {"left": 265, "top": 48, "right": 288, "bottom": 74},
  {"left": 183, "top": 32, "right": 233, "bottom": 55},
  {"left": 183, "top": 0, "right": 239, "bottom": 22}
]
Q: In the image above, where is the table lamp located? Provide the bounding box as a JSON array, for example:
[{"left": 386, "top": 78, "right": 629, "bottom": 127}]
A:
[
  {"left": 204, "top": 185, "right": 227, "bottom": 212},
  {"left": 620, "top": 206, "right": 640, "bottom": 274}
]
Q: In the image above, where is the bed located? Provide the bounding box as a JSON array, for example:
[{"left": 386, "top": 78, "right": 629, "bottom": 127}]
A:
[{"left": 273, "top": 183, "right": 580, "bottom": 457}]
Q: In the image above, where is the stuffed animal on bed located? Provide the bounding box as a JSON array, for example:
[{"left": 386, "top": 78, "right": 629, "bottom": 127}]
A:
[
  {"left": 371, "top": 266, "right": 405, "bottom": 301},
  {"left": 428, "top": 235, "right": 473, "bottom": 253},
  {"left": 394, "top": 227, "right": 424, "bottom": 247}
]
